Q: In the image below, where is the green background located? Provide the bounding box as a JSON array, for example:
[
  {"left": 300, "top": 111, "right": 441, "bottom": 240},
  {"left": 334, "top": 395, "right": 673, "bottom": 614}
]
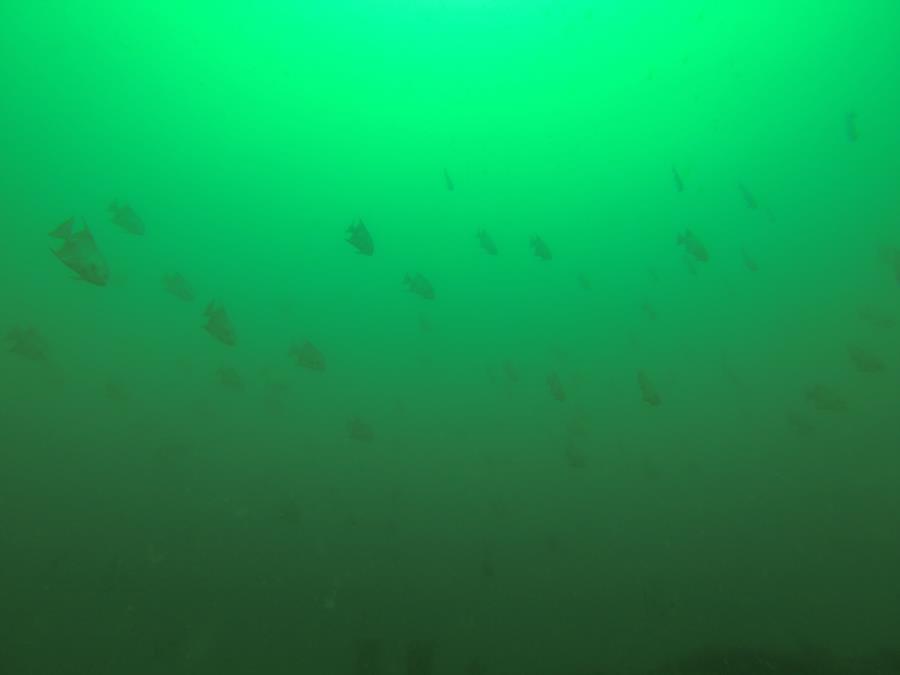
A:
[{"left": 1, "top": 1, "right": 899, "bottom": 673}]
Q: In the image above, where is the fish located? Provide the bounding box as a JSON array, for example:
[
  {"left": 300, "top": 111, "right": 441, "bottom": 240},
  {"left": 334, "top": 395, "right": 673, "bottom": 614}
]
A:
[
  {"left": 477, "top": 229, "right": 498, "bottom": 255},
  {"left": 786, "top": 410, "right": 816, "bottom": 436},
  {"left": 348, "top": 415, "right": 374, "bottom": 443},
  {"left": 546, "top": 372, "right": 566, "bottom": 401},
  {"left": 737, "top": 183, "right": 758, "bottom": 210},
  {"left": 845, "top": 111, "right": 859, "bottom": 142},
  {"left": 677, "top": 229, "right": 709, "bottom": 263},
  {"left": 741, "top": 247, "right": 758, "bottom": 272},
  {"left": 530, "top": 235, "right": 552, "bottom": 261},
  {"left": 108, "top": 201, "right": 145, "bottom": 235},
  {"left": 672, "top": 165, "right": 685, "bottom": 192},
  {"left": 641, "top": 299, "right": 657, "bottom": 320},
  {"left": 805, "top": 384, "right": 847, "bottom": 412},
  {"left": 104, "top": 379, "right": 131, "bottom": 403},
  {"left": 346, "top": 217, "right": 374, "bottom": 256},
  {"left": 857, "top": 305, "right": 894, "bottom": 330},
  {"left": 638, "top": 370, "right": 662, "bottom": 406},
  {"left": 847, "top": 343, "right": 885, "bottom": 374},
  {"left": 576, "top": 272, "right": 592, "bottom": 291},
  {"left": 564, "top": 438, "right": 587, "bottom": 469},
  {"left": 443, "top": 167, "right": 454, "bottom": 191},
  {"left": 49, "top": 217, "right": 110, "bottom": 286},
  {"left": 502, "top": 360, "right": 520, "bottom": 384},
  {"left": 6, "top": 326, "right": 48, "bottom": 361},
  {"left": 204, "top": 301, "right": 236, "bottom": 346},
  {"left": 217, "top": 366, "right": 244, "bottom": 390},
  {"left": 404, "top": 272, "right": 435, "bottom": 300},
  {"left": 163, "top": 272, "right": 193, "bottom": 302},
  {"left": 888, "top": 247, "right": 900, "bottom": 284},
  {"left": 290, "top": 340, "right": 326, "bottom": 371}
]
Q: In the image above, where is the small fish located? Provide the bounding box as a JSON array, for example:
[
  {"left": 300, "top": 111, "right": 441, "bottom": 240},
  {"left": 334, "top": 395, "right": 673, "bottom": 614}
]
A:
[
  {"left": 346, "top": 217, "right": 374, "bottom": 256},
  {"left": 348, "top": 415, "right": 374, "bottom": 443},
  {"left": 847, "top": 343, "right": 885, "bottom": 374},
  {"left": 109, "top": 201, "right": 145, "bottom": 235},
  {"left": 640, "top": 299, "right": 657, "bottom": 320},
  {"left": 845, "top": 111, "right": 859, "bottom": 142},
  {"left": 217, "top": 366, "right": 244, "bottom": 390},
  {"left": 49, "top": 217, "right": 109, "bottom": 286},
  {"left": 857, "top": 305, "right": 894, "bottom": 330},
  {"left": 417, "top": 313, "right": 432, "bottom": 333},
  {"left": 477, "top": 229, "right": 498, "bottom": 255},
  {"left": 638, "top": 370, "right": 662, "bottom": 406},
  {"left": 564, "top": 438, "right": 587, "bottom": 469},
  {"left": 502, "top": 360, "right": 520, "bottom": 384},
  {"left": 204, "top": 301, "right": 236, "bottom": 346},
  {"left": 290, "top": 340, "right": 326, "bottom": 371},
  {"left": 888, "top": 247, "right": 900, "bottom": 284},
  {"left": 404, "top": 272, "right": 435, "bottom": 300},
  {"left": 530, "top": 235, "right": 552, "bottom": 261},
  {"left": 737, "top": 183, "right": 758, "bottom": 210},
  {"left": 6, "top": 326, "right": 48, "bottom": 361},
  {"left": 672, "top": 165, "right": 685, "bottom": 192},
  {"left": 786, "top": 410, "right": 816, "bottom": 436},
  {"left": 741, "top": 247, "right": 758, "bottom": 272},
  {"left": 104, "top": 378, "right": 130, "bottom": 403},
  {"left": 443, "top": 167, "right": 454, "bottom": 191},
  {"left": 677, "top": 229, "right": 709, "bottom": 263},
  {"left": 576, "top": 272, "right": 592, "bottom": 291},
  {"left": 163, "top": 272, "right": 193, "bottom": 302},
  {"left": 546, "top": 372, "right": 566, "bottom": 401},
  {"left": 805, "top": 384, "right": 846, "bottom": 413}
]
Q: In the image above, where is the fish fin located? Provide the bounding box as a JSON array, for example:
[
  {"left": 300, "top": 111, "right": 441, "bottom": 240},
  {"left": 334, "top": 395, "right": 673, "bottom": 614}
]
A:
[{"left": 50, "top": 217, "right": 74, "bottom": 239}]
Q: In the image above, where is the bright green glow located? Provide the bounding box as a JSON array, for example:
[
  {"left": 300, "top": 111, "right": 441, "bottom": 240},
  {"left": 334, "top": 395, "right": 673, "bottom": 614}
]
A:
[{"left": 2, "top": 1, "right": 900, "bottom": 670}]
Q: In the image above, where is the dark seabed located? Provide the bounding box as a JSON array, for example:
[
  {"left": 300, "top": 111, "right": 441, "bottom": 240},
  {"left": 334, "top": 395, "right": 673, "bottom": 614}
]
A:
[{"left": 2, "top": 2, "right": 900, "bottom": 674}]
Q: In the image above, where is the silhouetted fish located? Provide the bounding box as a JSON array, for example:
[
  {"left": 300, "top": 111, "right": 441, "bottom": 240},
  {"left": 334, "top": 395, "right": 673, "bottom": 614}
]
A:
[
  {"left": 49, "top": 218, "right": 109, "bottom": 286},
  {"left": 477, "top": 229, "right": 498, "bottom": 255},
  {"left": 204, "top": 301, "right": 236, "bottom": 346},
  {"left": 348, "top": 415, "right": 374, "bottom": 443},
  {"left": 163, "top": 272, "right": 193, "bottom": 302},
  {"left": 847, "top": 343, "right": 885, "bottom": 374},
  {"left": 346, "top": 217, "right": 374, "bottom": 256},
  {"left": 672, "top": 165, "right": 685, "bottom": 192},
  {"left": 857, "top": 305, "right": 894, "bottom": 330},
  {"left": 737, "top": 183, "right": 758, "bottom": 210},
  {"left": 677, "top": 229, "right": 709, "bottom": 263},
  {"left": 291, "top": 340, "right": 326, "bottom": 371},
  {"left": 530, "top": 235, "right": 552, "bottom": 261},
  {"left": 638, "top": 370, "right": 662, "bottom": 406},
  {"left": 6, "top": 326, "right": 48, "bottom": 361},
  {"left": 845, "top": 111, "right": 859, "bottom": 142},
  {"left": 443, "top": 168, "right": 454, "bottom": 191},
  {"left": 741, "top": 247, "right": 758, "bottom": 272},
  {"left": 217, "top": 365, "right": 244, "bottom": 390},
  {"left": 109, "top": 201, "right": 145, "bottom": 235},
  {"left": 805, "top": 384, "right": 846, "bottom": 412},
  {"left": 547, "top": 372, "right": 566, "bottom": 401},
  {"left": 404, "top": 272, "right": 435, "bottom": 300}
]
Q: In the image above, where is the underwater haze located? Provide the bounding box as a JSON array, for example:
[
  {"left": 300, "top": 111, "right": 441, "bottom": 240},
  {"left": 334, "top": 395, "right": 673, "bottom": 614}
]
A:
[{"left": 2, "top": 1, "right": 900, "bottom": 673}]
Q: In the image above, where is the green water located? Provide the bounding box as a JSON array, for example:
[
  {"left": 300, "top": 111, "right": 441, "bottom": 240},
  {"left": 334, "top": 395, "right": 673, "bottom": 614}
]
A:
[{"left": 2, "top": 2, "right": 899, "bottom": 673}]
